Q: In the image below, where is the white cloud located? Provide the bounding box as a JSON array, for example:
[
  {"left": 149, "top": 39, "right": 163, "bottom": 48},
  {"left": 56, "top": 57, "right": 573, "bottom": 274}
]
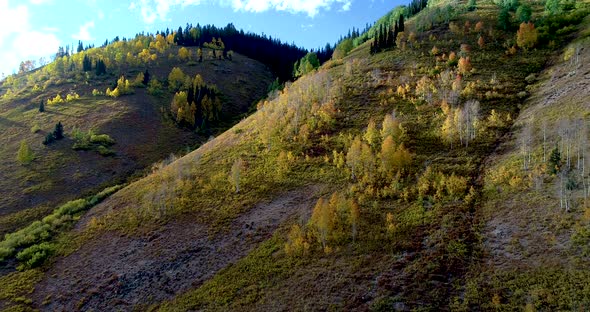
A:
[
  {"left": 29, "top": 0, "right": 52, "bottom": 4},
  {"left": 72, "top": 21, "right": 95, "bottom": 41},
  {"left": 130, "top": 0, "right": 352, "bottom": 23},
  {"left": 0, "top": 0, "right": 60, "bottom": 75},
  {"left": 229, "top": 0, "right": 352, "bottom": 16}
]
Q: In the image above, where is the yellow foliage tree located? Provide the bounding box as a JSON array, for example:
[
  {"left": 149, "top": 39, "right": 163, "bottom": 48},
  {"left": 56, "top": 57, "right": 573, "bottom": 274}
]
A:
[
  {"left": 516, "top": 22, "right": 538, "bottom": 51},
  {"left": 229, "top": 158, "right": 245, "bottom": 193},
  {"left": 363, "top": 119, "right": 380, "bottom": 149},
  {"left": 284, "top": 224, "right": 309, "bottom": 256},
  {"left": 16, "top": 140, "right": 34, "bottom": 165},
  {"left": 168, "top": 67, "right": 186, "bottom": 92},
  {"left": 381, "top": 113, "right": 405, "bottom": 143},
  {"left": 310, "top": 197, "right": 335, "bottom": 251},
  {"left": 346, "top": 136, "right": 363, "bottom": 180},
  {"left": 178, "top": 47, "right": 190, "bottom": 61},
  {"left": 458, "top": 57, "right": 472, "bottom": 75}
]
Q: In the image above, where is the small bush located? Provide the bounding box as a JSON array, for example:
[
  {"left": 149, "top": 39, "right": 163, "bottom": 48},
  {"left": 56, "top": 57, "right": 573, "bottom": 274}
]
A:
[
  {"left": 16, "top": 243, "right": 55, "bottom": 270},
  {"left": 47, "top": 94, "right": 64, "bottom": 105},
  {"left": 92, "top": 89, "right": 103, "bottom": 96},
  {"left": 30, "top": 124, "right": 41, "bottom": 133},
  {"left": 65, "top": 92, "right": 80, "bottom": 102},
  {"left": 97, "top": 145, "right": 115, "bottom": 156},
  {"left": 90, "top": 134, "right": 115, "bottom": 145}
]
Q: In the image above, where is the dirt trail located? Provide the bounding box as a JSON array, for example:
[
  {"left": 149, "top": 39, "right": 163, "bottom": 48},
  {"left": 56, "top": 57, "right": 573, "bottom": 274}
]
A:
[{"left": 32, "top": 184, "right": 325, "bottom": 311}]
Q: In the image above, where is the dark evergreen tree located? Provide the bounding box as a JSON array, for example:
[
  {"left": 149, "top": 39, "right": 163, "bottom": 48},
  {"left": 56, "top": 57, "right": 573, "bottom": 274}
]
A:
[
  {"left": 399, "top": 14, "right": 405, "bottom": 32},
  {"left": 77, "top": 40, "right": 84, "bottom": 53},
  {"left": 53, "top": 122, "right": 64, "bottom": 140},
  {"left": 43, "top": 133, "right": 55, "bottom": 145},
  {"left": 143, "top": 69, "right": 150, "bottom": 85},
  {"left": 549, "top": 147, "right": 561, "bottom": 174},
  {"left": 39, "top": 100, "right": 45, "bottom": 113},
  {"left": 95, "top": 59, "right": 107, "bottom": 76},
  {"left": 82, "top": 55, "right": 92, "bottom": 72}
]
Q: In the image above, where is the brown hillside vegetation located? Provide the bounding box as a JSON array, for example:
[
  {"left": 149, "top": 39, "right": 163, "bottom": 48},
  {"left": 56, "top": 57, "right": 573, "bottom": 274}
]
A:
[
  {"left": 1, "top": 0, "right": 590, "bottom": 311},
  {"left": 0, "top": 48, "right": 273, "bottom": 236},
  {"left": 463, "top": 15, "right": 590, "bottom": 310}
]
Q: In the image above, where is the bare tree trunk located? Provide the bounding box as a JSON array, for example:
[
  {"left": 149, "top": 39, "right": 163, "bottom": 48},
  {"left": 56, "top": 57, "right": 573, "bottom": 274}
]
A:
[{"left": 543, "top": 121, "right": 547, "bottom": 162}]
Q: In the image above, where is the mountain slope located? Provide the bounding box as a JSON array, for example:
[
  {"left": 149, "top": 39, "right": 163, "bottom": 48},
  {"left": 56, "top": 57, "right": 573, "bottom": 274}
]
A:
[
  {"left": 1, "top": 1, "right": 589, "bottom": 311},
  {"left": 461, "top": 16, "right": 590, "bottom": 310},
  {"left": 0, "top": 46, "right": 273, "bottom": 237}
]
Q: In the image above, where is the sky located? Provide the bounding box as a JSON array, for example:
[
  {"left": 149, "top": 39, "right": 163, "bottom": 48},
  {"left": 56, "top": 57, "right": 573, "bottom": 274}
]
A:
[{"left": 0, "top": 0, "right": 405, "bottom": 76}]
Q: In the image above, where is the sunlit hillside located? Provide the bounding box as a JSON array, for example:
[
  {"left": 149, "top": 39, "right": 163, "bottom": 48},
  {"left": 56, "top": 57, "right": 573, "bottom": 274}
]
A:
[{"left": 1, "top": 0, "right": 589, "bottom": 311}]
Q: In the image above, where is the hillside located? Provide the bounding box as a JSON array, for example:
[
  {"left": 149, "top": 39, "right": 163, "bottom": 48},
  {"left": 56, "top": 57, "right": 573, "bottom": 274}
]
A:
[
  {"left": 0, "top": 45, "right": 274, "bottom": 237},
  {"left": 463, "top": 16, "right": 590, "bottom": 309},
  {"left": 1, "top": 0, "right": 589, "bottom": 311}
]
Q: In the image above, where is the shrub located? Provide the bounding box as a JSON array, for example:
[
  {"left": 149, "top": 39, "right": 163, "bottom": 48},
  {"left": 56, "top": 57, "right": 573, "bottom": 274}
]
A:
[
  {"left": 30, "top": 124, "right": 40, "bottom": 133},
  {"left": 90, "top": 134, "right": 115, "bottom": 145},
  {"left": 47, "top": 94, "right": 64, "bottom": 105},
  {"left": 92, "top": 89, "right": 103, "bottom": 96},
  {"left": 0, "top": 185, "right": 123, "bottom": 264},
  {"left": 147, "top": 78, "right": 163, "bottom": 96},
  {"left": 16, "top": 140, "right": 34, "bottom": 165},
  {"left": 15, "top": 243, "right": 55, "bottom": 270},
  {"left": 54, "top": 199, "right": 87, "bottom": 217},
  {"left": 97, "top": 145, "right": 115, "bottom": 156},
  {"left": 65, "top": 92, "right": 80, "bottom": 102}
]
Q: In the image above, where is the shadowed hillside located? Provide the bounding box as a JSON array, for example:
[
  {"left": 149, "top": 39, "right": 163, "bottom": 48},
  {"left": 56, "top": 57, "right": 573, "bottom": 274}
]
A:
[{"left": 0, "top": 42, "right": 274, "bottom": 237}]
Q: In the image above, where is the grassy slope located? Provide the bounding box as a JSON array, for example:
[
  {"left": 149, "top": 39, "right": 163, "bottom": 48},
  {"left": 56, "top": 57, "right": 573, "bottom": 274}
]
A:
[
  {"left": 1, "top": 1, "right": 588, "bottom": 311},
  {"left": 461, "top": 16, "right": 590, "bottom": 310},
  {"left": 0, "top": 47, "right": 273, "bottom": 237}
]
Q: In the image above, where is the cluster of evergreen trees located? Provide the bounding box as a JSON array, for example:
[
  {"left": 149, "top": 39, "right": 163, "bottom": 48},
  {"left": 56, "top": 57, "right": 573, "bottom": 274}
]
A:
[
  {"left": 370, "top": 14, "right": 405, "bottom": 54},
  {"left": 161, "top": 23, "right": 307, "bottom": 82},
  {"left": 81, "top": 56, "right": 106, "bottom": 75},
  {"left": 407, "top": 0, "right": 429, "bottom": 16},
  {"left": 43, "top": 122, "right": 64, "bottom": 145},
  {"left": 170, "top": 75, "right": 221, "bottom": 129}
]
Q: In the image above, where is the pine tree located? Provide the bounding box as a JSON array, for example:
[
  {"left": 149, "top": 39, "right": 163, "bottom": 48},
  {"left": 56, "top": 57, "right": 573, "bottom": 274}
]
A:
[
  {"left": 43, "top": 133, "right": 55, "bottom": 145},
  {"left": 142, "top": 69, "right": 150, "bottom": 85},
  {"left": 82, "top": 55, "right": 92, "bottom": 72},
  {"left": 53, "top": 122, "right": 64, "bottom": 140},
  {"left": 39, "top": 100, "right": 45, "bottom": 113},
  {"left": 549, "top": 147, "right": 561, "bottom": 175},
  {"left": 399, "top": 14, "right": 405, "bottom": 32}
]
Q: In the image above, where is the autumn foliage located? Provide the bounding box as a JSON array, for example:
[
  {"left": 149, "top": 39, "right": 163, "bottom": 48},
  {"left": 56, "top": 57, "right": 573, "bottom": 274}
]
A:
[{"left": 516, "top": 22, "right": 538, "bottom": 50}]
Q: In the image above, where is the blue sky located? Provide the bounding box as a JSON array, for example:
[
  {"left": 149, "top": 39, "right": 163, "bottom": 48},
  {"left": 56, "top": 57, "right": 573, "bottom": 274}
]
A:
[{"left": 0, "top": 0, "right": 404, "bottom": 76}]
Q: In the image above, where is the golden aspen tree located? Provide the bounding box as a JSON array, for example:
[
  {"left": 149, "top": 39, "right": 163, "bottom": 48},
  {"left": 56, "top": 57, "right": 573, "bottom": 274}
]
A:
[
  {"left": 229, "top": 158, "right": 244, "bottom": 193},
  {"left": 285, "top": 224, "right": 309, "bottom": 256},
  {"left": 458, "top": 57, "right": 472, "bottom": 75},
  {"left": 178, "top": 47, "right": 190, "bottom": 61},
  {"left": 310, "top": 197, "right": 335, "bottom": 252},
  {"left": 381, "top": 135, "right": 397, "bottom": 177},
  {"left": 346, "top": 136, "right": 363, "bottom": 180},
  {"left": 364, "top": 119, "right": 380, "bottom": 149},
  {"left": 168, "top": 67, "right": 186, "bottom": 92},
  {"left": 381, "top": 113, "right": 405, "bottom": 143},
  {"left": 516, "top": 22, "right": 538, "bottom": 51}
]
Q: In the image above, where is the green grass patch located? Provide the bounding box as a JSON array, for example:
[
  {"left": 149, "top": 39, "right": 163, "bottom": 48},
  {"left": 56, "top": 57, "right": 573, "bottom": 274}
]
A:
[{"left": 0, "top": 184, "right": 124, "bottom": 268}]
